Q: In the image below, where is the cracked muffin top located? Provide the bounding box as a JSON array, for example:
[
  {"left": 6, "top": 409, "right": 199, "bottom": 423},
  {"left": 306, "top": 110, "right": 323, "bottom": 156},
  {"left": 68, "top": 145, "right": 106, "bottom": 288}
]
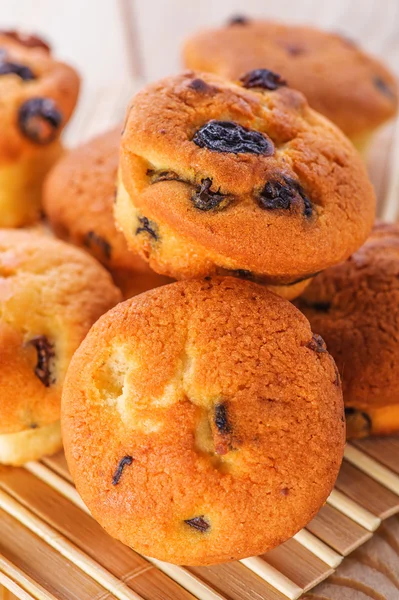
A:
[
  {"left": 0, "top": 229, "right": 121, "bottom": 435},
  {"left": 116, "top": 71, "right": 375, "bottom": 284},
  {"left": 62, "top": 277, "right": 344, "bottom": 565},
  {"left": 0, "top": 30, "right": 79, "bottom": 159},
  {"left": 183, "top": 19, "right": 398, "bottom": 140},
  {"left": 297, "top": 222, "right": 399, "bottom": 438}
]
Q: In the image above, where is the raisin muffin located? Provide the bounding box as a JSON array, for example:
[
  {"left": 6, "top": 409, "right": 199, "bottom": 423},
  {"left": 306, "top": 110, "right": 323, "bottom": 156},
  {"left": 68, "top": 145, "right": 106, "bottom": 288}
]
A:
[
  {"left": 115, "top": 71, "right": 375, "bottom": 300},
  {"left": 0, "top": 30, "right": 80, "bottom": 228},
  {"left": 298, "top": 222, "right": 399, "bottom": 439},
  {"left": 44, "top": 128, "right": 171, "bottom": 299},
  {"left": 62, "top": 277, "right": 345, "bottom": 565},
  {"left": 0, "top": 229, "right": 121, "bottom": 465},
  {"left": 183, "top": 19, "right": 398, "bottom": 149}
]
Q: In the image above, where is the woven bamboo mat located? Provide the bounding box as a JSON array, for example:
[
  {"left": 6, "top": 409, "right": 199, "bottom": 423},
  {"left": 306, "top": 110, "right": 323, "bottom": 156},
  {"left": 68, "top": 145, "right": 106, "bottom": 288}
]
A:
[{"left": 1, "top": 84, "right": 399, "bottom": 600}]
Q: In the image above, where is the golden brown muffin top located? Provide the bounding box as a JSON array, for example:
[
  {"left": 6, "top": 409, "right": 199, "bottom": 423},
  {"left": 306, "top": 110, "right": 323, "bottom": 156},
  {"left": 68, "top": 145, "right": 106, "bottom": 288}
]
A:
[
  {"left": 0, "top": 31, "right": 80, "bottom": 160},
  {"left": 0, "top": 229, "right": 121, "bottom": 434},
  {"left": 183, "top": 19, "right": 398, "bottom": 139},
  {"left": 44, "top": 128, "right": 158, "bottom": 275},
  {"left": 298, "top": 222, "right": 399, "bottom": 413},
  {"left": 119, "top": 71, "right": 375, "bottom": 282},
  {"left": 63, "top": 277, "right": 344, "bottom": 565}
]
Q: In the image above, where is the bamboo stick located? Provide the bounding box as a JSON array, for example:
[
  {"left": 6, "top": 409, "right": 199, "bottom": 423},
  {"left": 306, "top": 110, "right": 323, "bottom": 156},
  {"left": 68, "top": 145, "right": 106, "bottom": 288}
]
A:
[
  {"left": 326, "top": 489, "right": 381, "bottom": 531},
  {"left": 0, "top": 489, "right": 143, "bottom": 600},
  {"left": 25, "top": 463, "right": 226, "bottom": 600},
  {"left": 345, "top": 445, "right": 399, "bottom": 495},
  {"left": 293, "top": 530, "right": 342, "bottom": 569},
  {"left": 0, "top": 555, "right": 57, "bottom": 600},
  {"left": 240, "top": 557, "right": 303, "bottom": 600}
]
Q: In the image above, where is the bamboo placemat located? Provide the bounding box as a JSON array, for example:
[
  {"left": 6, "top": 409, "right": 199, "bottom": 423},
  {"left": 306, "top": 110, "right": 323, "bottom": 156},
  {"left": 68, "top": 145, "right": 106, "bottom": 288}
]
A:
[{"left": 1, "top": 85, "right": 399, "bottom": 600}]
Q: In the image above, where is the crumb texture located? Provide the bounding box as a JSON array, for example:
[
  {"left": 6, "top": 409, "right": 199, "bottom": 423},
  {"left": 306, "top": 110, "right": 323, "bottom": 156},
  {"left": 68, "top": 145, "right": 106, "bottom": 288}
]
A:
[
  {"left": 298, "top": 222, "right": 399, "bottom": 437},
  {"left": 116, "top": 71, "right": 375, "bottom": 287},
  {"left": 183, "top": 21, "right": 398, "bottom": 137},
  {"left": 63, "top": 277, "right": 344, "bottom": 565},
  {"left": 0, "top": 229, "right": 121, "bottom": 437}
]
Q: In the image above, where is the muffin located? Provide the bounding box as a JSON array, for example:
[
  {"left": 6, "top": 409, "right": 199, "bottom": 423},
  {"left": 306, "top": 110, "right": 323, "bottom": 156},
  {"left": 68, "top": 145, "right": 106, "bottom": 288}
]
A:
[
  {"left": 0, "top": 229, "right": 121, "bottom": 465},
  {"left": 298, "top": 222, "right": 399, "bottom": 438},
  {"left": 62, "top": 277, "right": 345, "bottom": 565},
  {"left": 44, "top": 128, "right": 172, "bottom": 298},
  {"left": 0, "top": 29, "right": 80, "bottom": 228},
  {"left": 183, "top": 19, "right": 398, "bottom": 149},
  {"left": 115, "top": 71, "right": 375, "bottom": 300}
]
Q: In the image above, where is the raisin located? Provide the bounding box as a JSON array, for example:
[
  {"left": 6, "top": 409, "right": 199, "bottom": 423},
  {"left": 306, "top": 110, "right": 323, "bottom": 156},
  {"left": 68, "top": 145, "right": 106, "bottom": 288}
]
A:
[
  {"left": 112, "top": 455, "right": 133, "bottom": 485},
  {"left": 373, "top": 76, "right": 396, "bottom": 100},
  {"left": 191, "top": 178, "right": 231, "bottom": 211},
  {"left": 147, "top": 169, "right": 182, "bottom": 183},
  {"left": 214, "top": 403, "right": 231, "bottom": 434},
  {"left": 258, "top": 176, "right": 313, "bottom": 217},
  {"left": 240, "top": 69, "right": 286, "bottom": 91},
  {"left": 212, "top": 402, "right": 233, "bottom": 455},
  {"left": 229, "top": 269, "right": 255, "bottom": 281},
  {"left": 18, "top": 97, "right": 62, "bottom": 144},
  {"left": 193, "top": 120, "right": 274, "bottom": 156},
  {"left": 345, "top": 408, "right": 372, "bottom": 439},
  {"left": 189, "top": 78, "right": 210, "bottom": 92},
  {"left": 84, "top": 231, "right": 112, "bottom": 261},
  {"left": 136, "top": 216, "right": 158, "bottom": 240},
  {"left": 29, "top": 336, "right": 55, "bottom": 387},
  {"left": 0, "top": 61, "right": 35, "bottom": 81},
  {"left": 280, "top": 487, "right": 289, "bottom": 496},
  {"left": 0, "top": 30, "right": 50, "bottom": 51},
  {"left": 228, "top": 15, "right": 249, "bottom": 25},
  {"left": 307, "top": 301, "right": 331, "bottom": 313},
  {"left": 284, "top": 44, "right": 305, "bottom": 56},
  {"left": 184, "top": 516, "right": 210, "bottom": 533},
  {"left": 307, "top": 333, "right": 327, "bottom": 353}
]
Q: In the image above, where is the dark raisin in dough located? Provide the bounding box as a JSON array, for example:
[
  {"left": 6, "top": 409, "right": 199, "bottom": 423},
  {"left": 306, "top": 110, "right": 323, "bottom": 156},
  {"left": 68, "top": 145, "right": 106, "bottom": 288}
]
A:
[
  {"left": 191, "top": 178, "right": 231, "bottom": 211},
  {"left": 84, "top": 231, "right": 112, "bottom": 261},
  {"left": 305, "top": 301, "right": 331, "bottom": 313},
  {"left": 136, "top": 216, "right": 158, "bottom": 240},
  {"left": 0, "top": 30, "right": 51, "bottom": 51},
  {"left": 240, "top": 69, "right": 286, "bottom": 91},
  {"left": 284, "top": 44, "right": 306, "bottom": 56},
  {"left": 228, "top": 15, "right": 249, "bottom": 25},
  {"left": 193, "top": 120, "right": 274, "bottom": 156},
  {"left": 258, "top": 176, "right": 313, "bottom": 217},
  {"left": 0, "top": 61, "right": 35, "bottom": 80},
  {"left": 112, "top": 455, "right": 133, "bottom": 485},
  {"left": 18, "top": 97, "right": 62, "bottom": 144},
  {"left": 147, "top": 169, "right": 182, "bottom": 183},
  {"left": 307, "top": 333, "right": 327, "bottom": 353},
  {"left": 184, "top": 516, "right": 210, "bottom": 532},
  {"left": 230, "top": 269, "right": 255, "bottom": 281},
  {"left": 345, "top": 408, "right": 372, "bottom": 438},
  {"left": 373, "top": 76, "right": 396, "bottom": 100},
  {"left": 29, "top": 336, "right": 55, "bottom": 387},
  {"left": 214, "top": 403, "right": 231, "bottom": 434},
  {"left": 189, "top": 78, "right": 211, "bottom": 92}
]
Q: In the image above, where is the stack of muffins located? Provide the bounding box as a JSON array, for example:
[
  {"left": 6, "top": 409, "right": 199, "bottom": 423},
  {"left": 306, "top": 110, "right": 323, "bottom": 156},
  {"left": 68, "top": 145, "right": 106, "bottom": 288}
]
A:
[{"left": 0, "top": 17, "right": 398, "bottom": 568}]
